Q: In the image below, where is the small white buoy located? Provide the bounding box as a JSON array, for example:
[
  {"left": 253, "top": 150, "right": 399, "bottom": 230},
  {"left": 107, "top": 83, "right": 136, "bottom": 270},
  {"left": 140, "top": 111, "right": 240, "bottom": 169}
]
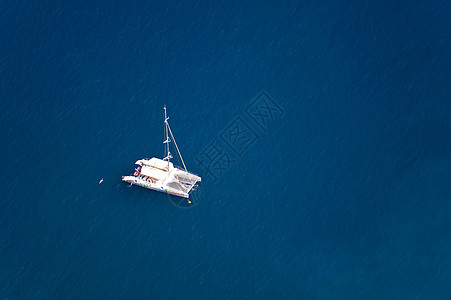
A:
[{"left": 99, "top": 178, "right": 103, "bottom": 184}]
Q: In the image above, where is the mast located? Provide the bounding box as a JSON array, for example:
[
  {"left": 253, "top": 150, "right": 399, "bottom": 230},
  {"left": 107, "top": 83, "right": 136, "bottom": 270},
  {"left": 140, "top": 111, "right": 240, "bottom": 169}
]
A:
[
  {"left": 163, "top": 106, "right": 188, "bottom": 173},
  {"left": 163, "top": 105, "right": 171, "bottom": 170}
]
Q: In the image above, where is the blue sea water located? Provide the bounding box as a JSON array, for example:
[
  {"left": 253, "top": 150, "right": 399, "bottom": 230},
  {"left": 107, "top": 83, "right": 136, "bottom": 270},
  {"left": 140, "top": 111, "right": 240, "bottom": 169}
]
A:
[{"left": 1, "top": 0, "right": 450, "bottom": 298}]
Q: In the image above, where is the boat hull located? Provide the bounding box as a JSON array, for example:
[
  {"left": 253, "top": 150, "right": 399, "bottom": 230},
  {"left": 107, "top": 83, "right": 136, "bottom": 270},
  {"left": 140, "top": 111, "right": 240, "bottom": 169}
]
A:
[{"left": 122, "top": 176, "right": 189, "bottom": 198}]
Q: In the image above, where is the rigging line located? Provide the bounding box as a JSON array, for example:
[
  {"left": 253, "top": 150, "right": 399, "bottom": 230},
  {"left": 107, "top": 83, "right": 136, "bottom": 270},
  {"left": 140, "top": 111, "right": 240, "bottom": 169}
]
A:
[{"left": 166, "top": 122, "right": 188, "bottom": 173}]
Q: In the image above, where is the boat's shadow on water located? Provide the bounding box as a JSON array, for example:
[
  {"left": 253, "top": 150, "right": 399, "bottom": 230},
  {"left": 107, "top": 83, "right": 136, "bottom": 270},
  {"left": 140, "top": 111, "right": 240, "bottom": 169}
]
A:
[{"left": 167, "top": 182, "right": 203, "bottom": 209}]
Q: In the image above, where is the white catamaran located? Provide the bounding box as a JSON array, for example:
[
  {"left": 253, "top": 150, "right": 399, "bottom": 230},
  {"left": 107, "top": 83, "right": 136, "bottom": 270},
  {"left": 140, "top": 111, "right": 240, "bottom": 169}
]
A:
[{"left": 122, "top": 106, "right": 201, "bottom": 199}]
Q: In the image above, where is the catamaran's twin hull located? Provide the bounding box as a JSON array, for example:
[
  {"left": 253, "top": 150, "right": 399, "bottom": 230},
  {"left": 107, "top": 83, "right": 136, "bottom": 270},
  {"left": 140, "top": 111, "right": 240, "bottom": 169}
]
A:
[{"left": 122, "top": 175, "right": 189, "bottom": 198}]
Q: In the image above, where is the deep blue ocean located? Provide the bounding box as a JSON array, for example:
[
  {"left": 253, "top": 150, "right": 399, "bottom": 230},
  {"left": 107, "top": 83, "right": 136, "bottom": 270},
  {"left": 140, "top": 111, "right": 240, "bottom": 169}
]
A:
[{"left": 1, "top": 0, "right": 450, "bottom": 298}]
